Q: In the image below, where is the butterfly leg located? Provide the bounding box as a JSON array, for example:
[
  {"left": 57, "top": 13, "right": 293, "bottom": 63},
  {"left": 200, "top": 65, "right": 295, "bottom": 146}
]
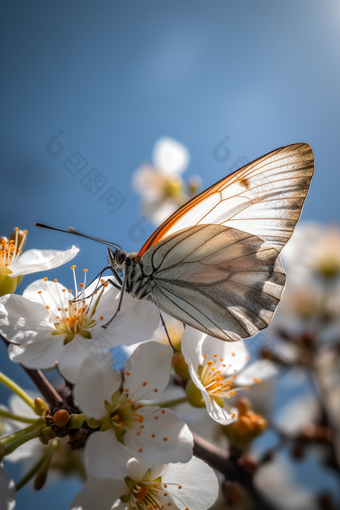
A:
[
  {"left": 102, "top": 277, "right": 126, "bottom": 329},
  {"left": 159, "top": 311, "right": 177, "bottom": 353}
]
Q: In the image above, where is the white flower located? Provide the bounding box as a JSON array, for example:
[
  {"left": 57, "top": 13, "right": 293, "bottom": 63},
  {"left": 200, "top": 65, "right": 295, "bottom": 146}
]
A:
[
  {"left": 266, "top": 222, "right": 340, "bottom": 345},
  {"left": 182, "top": 327, "right": 278, "bottom": 425},
  {"left": 0, "top": 268, "right": 160, "bottom": 383},
  {"left": 132, "top": 137, "right": 191, "bottom": 226},
  {"left": 0, "top": 227, "right": 78, "bottom": 296},
  {"left": 70, "top": 456, "right": 218, "bottom": 510},
  {"left": 74, "top": 342, "right": 193, "bottom": 479},
  {"left": 0, "top": 465, "right": 16, "bottom": 510}
]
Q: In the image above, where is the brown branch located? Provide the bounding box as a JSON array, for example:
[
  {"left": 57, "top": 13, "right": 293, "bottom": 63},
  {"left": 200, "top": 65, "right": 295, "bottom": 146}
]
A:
[
  {"left": 193, "top": 433, "right": 277, "bottom": 510},
  {"left": 0, "top": 333, "right": 63, "bottom": 408}
]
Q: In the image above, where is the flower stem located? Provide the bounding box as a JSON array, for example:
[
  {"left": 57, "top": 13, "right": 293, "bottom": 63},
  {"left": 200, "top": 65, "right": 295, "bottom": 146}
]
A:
[
  {"left": 1, "top": 419, "right": 45, "bottom": 447},
  {"left": 34, "top": 438, "right": 58, "bottom": 490},
  {"left": 0, "top": 372, "right": 37, "bottom": 412},
  {"left": 0, "top": 408, "right": 38, "bottom": 424},
  {"left": 147, "top": 396, "right": 188, "bottom": 408},
  {"left": 15, "top": 439, "right": 58, "bottom": 492},
  {"left": 3, "top": 426, "right": 43, "bottom": 456}
]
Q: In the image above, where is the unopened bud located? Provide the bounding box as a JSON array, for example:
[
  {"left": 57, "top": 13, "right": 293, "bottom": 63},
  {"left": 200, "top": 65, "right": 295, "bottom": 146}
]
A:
[
  {"left": 172, "top": 352, "right": 190, "bottom": 380},
  {"left": 34, "top": 397, "right": 47, "bottom": 416},
  {"left": 53, "top": 409, "right": 69, "bottom": 428},
  {"left": 41, "top": 426, "right": 57, "bottom": 441},
  {"left": 186, "top": 379, "right": 205, "bottom": 408},
  {"left": 34, "top": 470, "right": 48, "bottom": 491},
  {"left": 222, "top": 400, "right": 267, "bottom": 449},
  {"left": 236, "top": 398, "right": 251, "bottom": 416},
  {"left": 39, "top": 437, "right": 49, "bottom": 445},
  {"left": 69, "top": 413, "right": 85, "bottom": 429}
]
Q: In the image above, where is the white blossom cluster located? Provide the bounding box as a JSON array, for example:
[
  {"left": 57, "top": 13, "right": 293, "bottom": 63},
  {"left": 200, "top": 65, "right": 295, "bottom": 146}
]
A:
[{"left": 0, "top": 230, "right": 276, "bottom": 510}]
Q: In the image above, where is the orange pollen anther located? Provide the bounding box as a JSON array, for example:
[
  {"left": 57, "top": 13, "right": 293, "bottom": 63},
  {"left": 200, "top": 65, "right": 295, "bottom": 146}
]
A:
[{"left": 253, "top": 378, "right": 260, "bottom": 384}]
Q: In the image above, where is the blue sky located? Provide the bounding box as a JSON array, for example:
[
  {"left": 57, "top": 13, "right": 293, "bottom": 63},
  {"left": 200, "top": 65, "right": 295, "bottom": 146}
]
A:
[{"left": 1, "top": 1, "right": 340, "bottom": 508}]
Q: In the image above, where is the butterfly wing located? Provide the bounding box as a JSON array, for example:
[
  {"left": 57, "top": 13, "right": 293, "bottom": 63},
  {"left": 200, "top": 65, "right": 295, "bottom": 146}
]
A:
[
  {"left": 137, "top": 143, "right": 314, "bottom": 258},
  {"left": 140, "top": 224, "right": 285, "bottom": 342}
]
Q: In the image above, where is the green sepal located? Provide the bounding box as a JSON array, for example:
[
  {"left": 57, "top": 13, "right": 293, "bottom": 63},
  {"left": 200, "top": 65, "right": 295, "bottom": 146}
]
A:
[
  {"left": 124, "top": 476, "right": 136, "bottom": 491},
  {"left": 111, "top": 391, "right": 122, "bottom": 407},
  {"left": 105, "top": 399, "right": 114, "bottom": 414},
  {"left": 51, "top": 330, "right": 63, "bottom": 336},
  {"left": 63, "top": 334, "right": 75, "bottom": 345},
  {"left": 120, "top": 494, "right": 131, "bottom": 503},
  {"left": 100, "top": 416, "right": 113, "bottom": 432},
  {"left": 79, "top": 330, "right": 92, "bottom": 339},
  {"left": 87, "top": 417, "right": 102, "bottom": 429}
]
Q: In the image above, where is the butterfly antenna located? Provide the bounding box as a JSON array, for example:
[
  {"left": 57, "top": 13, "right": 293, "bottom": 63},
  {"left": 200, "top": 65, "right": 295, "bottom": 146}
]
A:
[{"left": 35, "top": 223, "right": 122, "bottom": 251}]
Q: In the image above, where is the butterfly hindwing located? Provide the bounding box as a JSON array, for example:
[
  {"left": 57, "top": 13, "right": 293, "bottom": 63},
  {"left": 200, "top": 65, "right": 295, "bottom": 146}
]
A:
[{"left": 140, "top": 224, "right": 286, "bottom": 342}]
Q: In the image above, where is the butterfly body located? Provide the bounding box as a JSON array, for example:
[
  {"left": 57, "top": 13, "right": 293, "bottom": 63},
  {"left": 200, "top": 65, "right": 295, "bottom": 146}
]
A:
[{"left": 109, "top": 142, "right": 314, "bottom": 343}]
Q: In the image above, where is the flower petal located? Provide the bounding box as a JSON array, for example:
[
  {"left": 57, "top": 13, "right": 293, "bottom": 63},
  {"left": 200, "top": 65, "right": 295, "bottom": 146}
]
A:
[
  {"left": 234, "top": 359, "right": 278, "bottom": 386},
  {"left": 85, "top": 429, "right": 130, "bottom": 479},
  {"left": 9, "top": 246, "right": 79, "bottom": 277},
  {"left": 101, "top": 292, "right": 160, "bottom": 348},
  {"left": 126, "top": 457, "right": 151, "bottom": 481},
  {"left": 124, "top": 408, "right": 193, "bottom": 464},
  {"left": 8, "top": 338, "right": 63, "bottom": 370},
  {"left": 153, "top": 137, "right": 190, "bottom": 175},
  {"left": 57, "top": 338, "right": 96, "bottom": 384},
  {"left": 69, "top": 476, "right": 127, "bottom": 510},
  {"left": 22, "top": 279, "right": 73, "bottom": 306},
  {"left": 202, "top": 392, "right": 236, "bottom": 425},
  {"left": 0, "top": 293, "right": 52, "bottom": 344},
  {"left": 181, "top": 327, "right": 206, "bottom": 372},
  {"left": 163, "top": 456, "right": 219, "bottom": 510},
  {"left": 123, "top": 342, "right": 173, "bottom": 402},
  {"left": 201, "top": 335, "right": 249, "bottom": 376},
  {"left": 74, "top": 356, "right": 121, "bottom": 420}
]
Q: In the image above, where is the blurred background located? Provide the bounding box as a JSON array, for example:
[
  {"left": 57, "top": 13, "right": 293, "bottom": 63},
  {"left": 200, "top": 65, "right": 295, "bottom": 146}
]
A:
[{"left": 1, "top": 1, "right": 340, "bottom": 509}]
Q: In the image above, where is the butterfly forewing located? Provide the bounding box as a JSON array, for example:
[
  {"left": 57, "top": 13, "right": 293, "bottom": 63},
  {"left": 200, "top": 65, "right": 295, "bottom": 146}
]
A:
[
  {"left": 140, "top": 224, "right": 286, "bottom": 342},
  {"left": 137, "top": 143, "right": 314, "bottom": 258}
]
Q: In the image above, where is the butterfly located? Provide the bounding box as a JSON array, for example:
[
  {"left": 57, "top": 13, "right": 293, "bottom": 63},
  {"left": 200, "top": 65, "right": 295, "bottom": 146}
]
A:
[{"left": 37, "top": 143, "right": 314, "bottom": 343}]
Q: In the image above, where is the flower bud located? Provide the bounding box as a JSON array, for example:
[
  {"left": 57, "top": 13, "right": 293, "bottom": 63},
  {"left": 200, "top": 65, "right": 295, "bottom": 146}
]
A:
[
  {"left": 34, "top": 397, "right": 47, "bottom": 416},
  {"left": 39, "top": 437, "right": 49, "bottom": 445},
  {"left": 172, "top": 352, "right": 190, "bottom": 380},
  {"left": 53, "top": 409, "right": 69, "bottom": 428},
  {"left": 222, "top": 400, "right": 267, "bottom": 449},
  {"left": 186, "top": 379, "right": 205, "bottom": 408},
  {"left": 34, "top": 470, "right": 48, "bottom": 491},
  {"left": 41, "top": 426, "right": 57, "bottom": 441},
  {"left": 69, "top": 413, "right": 85, "bottom": 429}
]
